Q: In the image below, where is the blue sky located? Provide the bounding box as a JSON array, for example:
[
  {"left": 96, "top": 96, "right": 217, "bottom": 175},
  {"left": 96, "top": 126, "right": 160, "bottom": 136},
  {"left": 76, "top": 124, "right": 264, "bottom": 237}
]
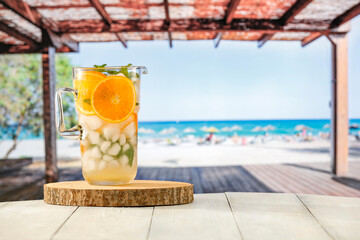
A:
[{"left": 68, "top": 16, "right": 360, "bottom": 122}]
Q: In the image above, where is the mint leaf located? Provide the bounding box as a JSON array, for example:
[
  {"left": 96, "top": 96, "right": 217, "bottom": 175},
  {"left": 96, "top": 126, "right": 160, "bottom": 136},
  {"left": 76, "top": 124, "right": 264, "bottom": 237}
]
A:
[
  {"left": 94, "top": 64, "right": 107, "bottom": 68},
  {"left": 93, "top": 64, "right": 134, "bottom": 77},
  {"left": 136, "top": 102, "right": 139, "bottom": 106},
  {"left": 124, "top": 142, "right": 135, "bottom": 167},
  {"left": 83, "top": 98, "right": 91, "bottom": 105}
]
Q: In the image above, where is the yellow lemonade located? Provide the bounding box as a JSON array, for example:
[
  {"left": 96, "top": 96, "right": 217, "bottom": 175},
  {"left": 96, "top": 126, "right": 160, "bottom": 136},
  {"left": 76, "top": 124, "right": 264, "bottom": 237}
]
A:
[{"left": 74, "top": 67, "right": 142, "bottom": 185}]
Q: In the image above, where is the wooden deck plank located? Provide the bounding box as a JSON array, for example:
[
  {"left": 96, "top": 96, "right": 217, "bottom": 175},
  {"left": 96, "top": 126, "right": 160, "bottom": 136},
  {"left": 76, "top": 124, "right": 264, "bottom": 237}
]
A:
[
  {"left": 53, "top": 206, "right": 154, "bottom": 240},
  {"left": 0, "top": 200, "right": 77, "bottom": 240},
  {"left": 226, "top": 192, "right": 332, "bottom": 240},
  {"left": 298, "top": 194, "right": 360, "bottom": 240},
  {"left": 148, "top": 193, "right": 242, "bottom": 240}
]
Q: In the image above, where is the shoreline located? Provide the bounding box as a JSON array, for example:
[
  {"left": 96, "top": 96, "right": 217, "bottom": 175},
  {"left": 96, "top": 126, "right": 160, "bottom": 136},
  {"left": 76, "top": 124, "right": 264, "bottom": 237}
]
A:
[{"left": 1, "top": 138, "right": 359, "bottom": 168}]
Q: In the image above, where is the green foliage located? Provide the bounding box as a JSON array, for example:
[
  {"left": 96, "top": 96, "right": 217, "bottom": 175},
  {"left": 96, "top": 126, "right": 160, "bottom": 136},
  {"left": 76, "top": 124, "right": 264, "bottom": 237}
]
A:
[
  {"left": 0, "top": 53, "right": 75, "bottom": 157},
  {"left": 0, "top": 54, "right": 43, "bottom": 144}
]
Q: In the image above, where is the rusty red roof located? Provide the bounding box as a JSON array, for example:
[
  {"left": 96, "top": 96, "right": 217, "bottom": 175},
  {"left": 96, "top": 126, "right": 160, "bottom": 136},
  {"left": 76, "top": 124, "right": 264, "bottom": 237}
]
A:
[{"left": 0, "top": 0, "right": 359, "bottom": 53}]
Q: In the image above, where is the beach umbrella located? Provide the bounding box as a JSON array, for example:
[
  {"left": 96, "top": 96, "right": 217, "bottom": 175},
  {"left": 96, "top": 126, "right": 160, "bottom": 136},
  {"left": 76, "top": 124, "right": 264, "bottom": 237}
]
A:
[
  {"left": 138, "top": 127, "right": 155, "bottom": 134},
  {"left": 200, "top": 126, "right": 209, "bottom": 131},
  {"left": 263, "top": 125, "right": 275, "bottom": 131},
  {"left": 230, "top": 125, "right": 243, "bottom": 131},
  {"left": 251, "top": 126, "right": 263, "bottom": 132},
  {"left": 323, "top": 124, "right": 330, "bottom": 129},
  {"left": 183, "top": 127, "right": 196, "bottom": 133},
  {"left": 159, "top": 127, "right": 177, "bottom": 135},
  {"left": 294, "top": 125, "right": 312, "bottom": 131},
  {"left": 221, "top": 127, "right": 231, "bottom": 132},
  {"left": 204, "top": 126, "right": 220, "bottom": 133},
  {"left": 350, "top": 124, "right": 359, "bottom": 130}
]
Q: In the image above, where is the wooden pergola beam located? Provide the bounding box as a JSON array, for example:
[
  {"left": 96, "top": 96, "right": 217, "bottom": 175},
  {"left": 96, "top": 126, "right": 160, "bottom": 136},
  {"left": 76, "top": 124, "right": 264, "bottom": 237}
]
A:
[
  {"left": 257, "top": 33, "right": 274, "bottom": 48},
  {"left": 279, "top": 0, "right": 313, "bottom": 25},
  {"left": 330, "top": 3, "right": 360, "bottom": 29},
  {"left": 89, "top": 0, "right": 112, "bottom": 27},
  {"left": 0, "top": 21, "right": 38, "bottom": 48},
  {"left": 114, "top": 33, "right": 127, "bottom": 48},
  {"left": 0, "top": 44, "right": 78, "bottom": 54},
  {"left": 257, "top": 0, "right": 313, "bottom": 48},
  {"left": 42, "top": 47, "right": 58, "bottom": 183},
  {"left": 163, "top": 0, "right": 172, "bottom": 48},
  {"left": 0, "top": 0, "right": 78, "bottom": 51},
  {"left": 0, "top": 0, "right": 58, "bottom": 32},
  {"left": 225, "top": 0, "right": 241, "bottom": 24},
  {"left": 88, "top": 0, "right": 128, "bottom": 48},
  {"left": 214, "top": 32, "right": 222, "bottom": 48},
  {"left": 57, "top": 19, "right": 333, "bottom": 34},
  {"left": 301, "top": 32, "right": 322, "bottom": 47},
  {"left": 327, "top": 33, "right": 349, "bottom": 176}
]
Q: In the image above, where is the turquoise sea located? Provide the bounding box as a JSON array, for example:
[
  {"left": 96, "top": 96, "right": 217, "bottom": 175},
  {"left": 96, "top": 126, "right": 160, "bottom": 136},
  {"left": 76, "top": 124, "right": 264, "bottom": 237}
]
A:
[
  {"left": 138, "top": 119, "right": 360, "bottom": 139},
  {"left": 2, "top": 119, "right": 360, "bottom": 140}
]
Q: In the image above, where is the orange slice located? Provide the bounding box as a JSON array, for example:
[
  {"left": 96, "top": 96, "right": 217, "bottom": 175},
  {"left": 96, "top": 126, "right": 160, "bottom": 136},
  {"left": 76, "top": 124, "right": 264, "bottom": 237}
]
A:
[
  {"left": 74, "top": 71, "right": 106, "bottom": 115},
  {"left": 92, "top": 76, "right": 136, "bottom": 123}
]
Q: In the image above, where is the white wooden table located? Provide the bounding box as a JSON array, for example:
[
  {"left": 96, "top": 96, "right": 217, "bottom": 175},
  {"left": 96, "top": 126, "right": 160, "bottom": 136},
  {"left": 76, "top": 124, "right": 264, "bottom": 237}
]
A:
[{"left": 0, "top": 193, "right": 359, "bottom": 240}]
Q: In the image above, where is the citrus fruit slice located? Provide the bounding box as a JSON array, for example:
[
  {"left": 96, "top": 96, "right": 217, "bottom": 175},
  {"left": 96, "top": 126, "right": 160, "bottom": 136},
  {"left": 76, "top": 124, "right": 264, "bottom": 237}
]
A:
[
  {"left": 74, "top": 71, "right": 106, "bottom": 115},
  {"left": 92, "top": 76, "right": 136, "bottom": 123}
]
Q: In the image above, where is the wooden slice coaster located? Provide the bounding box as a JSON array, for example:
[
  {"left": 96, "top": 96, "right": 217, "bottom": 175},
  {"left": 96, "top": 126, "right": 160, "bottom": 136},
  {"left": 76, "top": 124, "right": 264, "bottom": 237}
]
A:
[{"left": 44, "top": 180, "right": 194, "bottom": 207}]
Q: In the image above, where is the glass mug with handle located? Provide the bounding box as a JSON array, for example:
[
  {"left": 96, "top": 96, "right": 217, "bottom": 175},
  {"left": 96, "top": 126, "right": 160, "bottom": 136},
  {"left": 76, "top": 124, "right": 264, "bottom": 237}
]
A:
[{"left": 56, "top": 65, "right": 147, "bottom": 185}]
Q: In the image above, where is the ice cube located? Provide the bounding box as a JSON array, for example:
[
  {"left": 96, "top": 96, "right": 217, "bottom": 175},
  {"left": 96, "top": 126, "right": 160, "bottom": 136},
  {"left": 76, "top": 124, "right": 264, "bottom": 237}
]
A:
[
  {"left": 100, "top": 141, "right": 111, "bottom": 153},
  {"left": 103, "top": 125, "right": 121, "bottom": 140},
  {"left": 119, "top": 155, "right": 129, "bottom": 166},
  {"left": 82, "top": 158, "right": 96, "bottom": 172},
  {"left": 91, "top": 146, "right": 102, "bottom": 159},
  {"left": 123, "top": 143, "right": 130, "bottom": 152},
  {"left": 83, "top": 149, "right": 92, "bottom": 160},
  {"left": 130, "top": 135, "right": 137, "bottom": 146},
  {"left": 98, "top": 161, "right": 106, "bottom": 170},
  {"left": 103, "top": 155, "right": 113, "bottom": 162},
  {"left": 80, "top": 115, "right": 103, "bottom": 130},
  {"left": 123, "top": 122, "right": 136, "bottom": 138},
  {"left": 88, "top": 131, "right": 100, "bottom": 145},
  {"left": 111, "top": 132, "right": 120, "bottom": 142},
  {"left": 116, "top": 73, "right": 125, "bottom": 77},
  {"left": 107, "top": 143, "right": 121, "bottom": 156},
  {"left": 119, "top": 134, "right": 126, "bottom": 145},
  {"left": 107, "top": 160, "right": 119, "bottom": 167}
]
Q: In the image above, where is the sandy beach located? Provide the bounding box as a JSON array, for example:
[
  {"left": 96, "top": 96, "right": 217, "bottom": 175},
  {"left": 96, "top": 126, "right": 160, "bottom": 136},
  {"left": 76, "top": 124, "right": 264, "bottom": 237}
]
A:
[{"left": 1, "top": 138, "right": 359, "bottom": 167}]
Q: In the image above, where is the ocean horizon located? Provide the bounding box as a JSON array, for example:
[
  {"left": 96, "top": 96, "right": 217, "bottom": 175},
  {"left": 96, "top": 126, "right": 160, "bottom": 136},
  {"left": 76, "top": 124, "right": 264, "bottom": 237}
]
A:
[{"left": 2, "top": 119, "right": 360, "bottom": 140}]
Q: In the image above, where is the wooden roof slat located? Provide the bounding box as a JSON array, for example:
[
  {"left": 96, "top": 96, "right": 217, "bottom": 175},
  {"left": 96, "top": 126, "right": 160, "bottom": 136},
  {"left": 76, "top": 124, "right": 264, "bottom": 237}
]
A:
[
  {"left": 0, "top": 0, "right": 58, "bottom": 32},
  {"left": 257, "top": 0, "right": 313, "bottom": 48},
  {"left": 225, "top": 0, "right": 241, "bottom": 24},
  {"left": 0, "top": 21, "right": 38, "bottom": 47},
  {"left": 279, "top": 0, "right": 314, "bottom": 25},
  {"left": 114, "top": 33, "right": 127, "bottom": 48},
  {"left": 163, "top": 0, "right": 172, "bottom": 48},
  {"left": 330, "top": 3, "right": 360, "bottom": 29},
  {"left": 87, "top": 0, "right": 128, "bottom": 48},
  {"left": 214, "top": 32, "right": 223, "bottom": 48},
  {"left": 0, "top": 0, "right": 79, "bottom": 52},
  {"left": 57, "top": 18, "right": 334, "bottom": 34},
  {"left": 88, "top": 0, "right": 112, "bottom": 27},
  {"left": 257, "top": 33, "right": 274, "bottom": 48},
  {"left": 301, "top": 32, "right": 322, "bottom": 47}
]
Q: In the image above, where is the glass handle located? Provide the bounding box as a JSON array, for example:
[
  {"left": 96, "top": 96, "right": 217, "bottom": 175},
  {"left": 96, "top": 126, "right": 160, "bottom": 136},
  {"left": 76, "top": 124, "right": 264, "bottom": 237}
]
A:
[{"left": 55, "top": 87, "right": 83, "bottom": 140}]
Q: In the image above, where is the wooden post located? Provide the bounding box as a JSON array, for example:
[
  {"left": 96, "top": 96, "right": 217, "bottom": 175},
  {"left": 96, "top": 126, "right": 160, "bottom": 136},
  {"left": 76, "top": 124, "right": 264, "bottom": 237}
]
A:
[
  {"left": 328, "top": 34, "right": 349, "bottom": 175},
  {"left": 42, "top": 47, "right": 58, "bottom": 182}
]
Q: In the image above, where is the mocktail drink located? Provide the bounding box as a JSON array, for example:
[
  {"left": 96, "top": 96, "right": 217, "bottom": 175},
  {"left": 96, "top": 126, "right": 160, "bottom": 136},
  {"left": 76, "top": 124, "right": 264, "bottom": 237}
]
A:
[{"left": 56, "top": 65, "right": 146, "bottom": 185}]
